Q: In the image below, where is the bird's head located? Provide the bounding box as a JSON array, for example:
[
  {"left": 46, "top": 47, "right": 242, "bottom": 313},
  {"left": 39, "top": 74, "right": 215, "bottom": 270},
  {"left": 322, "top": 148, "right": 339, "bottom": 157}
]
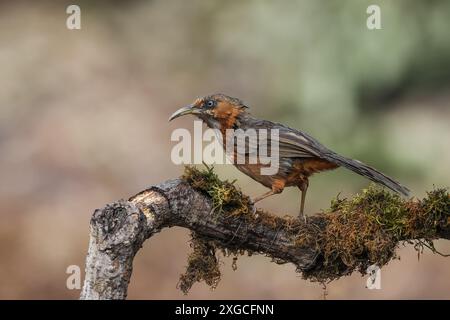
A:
[{"left": 169, "top": 94, "right": 248, "bottom": 131}]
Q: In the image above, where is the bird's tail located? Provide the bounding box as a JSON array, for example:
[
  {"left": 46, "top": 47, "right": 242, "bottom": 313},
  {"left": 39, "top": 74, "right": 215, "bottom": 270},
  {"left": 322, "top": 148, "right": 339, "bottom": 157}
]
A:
[{"left": 323, "top": 152, "right": 410, "bottom": 196}]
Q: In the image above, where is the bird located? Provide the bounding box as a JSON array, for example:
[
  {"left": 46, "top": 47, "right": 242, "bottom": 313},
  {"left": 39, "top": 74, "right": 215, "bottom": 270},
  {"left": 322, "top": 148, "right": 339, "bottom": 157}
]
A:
[{"left": 169, "top": 93, "right": 410, "bottom": 220}]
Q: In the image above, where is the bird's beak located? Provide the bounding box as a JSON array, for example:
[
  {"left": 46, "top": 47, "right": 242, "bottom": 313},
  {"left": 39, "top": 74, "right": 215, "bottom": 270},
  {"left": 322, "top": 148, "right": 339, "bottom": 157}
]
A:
[{"left": 168, "top": 105, "right": 201, "bottom": 121}]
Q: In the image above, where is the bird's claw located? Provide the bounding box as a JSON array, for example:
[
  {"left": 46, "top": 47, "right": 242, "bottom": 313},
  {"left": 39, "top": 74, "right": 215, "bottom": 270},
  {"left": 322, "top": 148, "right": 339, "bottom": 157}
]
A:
[
  {"left": 299, "top": 213, "right": 307, "bottom": 224},
  {"left": 248, "top": 198, "right": 257, "bottom": 216}
]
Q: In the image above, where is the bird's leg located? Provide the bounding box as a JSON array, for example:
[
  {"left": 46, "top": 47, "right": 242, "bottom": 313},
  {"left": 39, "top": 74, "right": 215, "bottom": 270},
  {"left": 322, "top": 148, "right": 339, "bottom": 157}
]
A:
[
  {"left": 250, "top": 180, "right": 285, "bottom": 213},
  {"left": 250, "top": 190, "right": 275, "bottom": 215},
  {"left": 252, "top": 190, "right": 275, "bottom": 203},
  {"left": 298, "top": 179, "right": 309, "bottom": 223}
]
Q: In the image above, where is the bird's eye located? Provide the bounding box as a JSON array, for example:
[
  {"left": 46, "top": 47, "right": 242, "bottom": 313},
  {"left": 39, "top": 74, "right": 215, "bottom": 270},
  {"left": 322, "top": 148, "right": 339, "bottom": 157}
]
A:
[{"left": 205, "top": 100, "right": 215, "bottom": 108}]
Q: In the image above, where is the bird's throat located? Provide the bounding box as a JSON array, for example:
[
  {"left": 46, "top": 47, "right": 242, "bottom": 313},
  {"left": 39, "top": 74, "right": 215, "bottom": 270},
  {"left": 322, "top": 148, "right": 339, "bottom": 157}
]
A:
[{"left": 211, "top": 106, "right": 245, "bottom": 135}]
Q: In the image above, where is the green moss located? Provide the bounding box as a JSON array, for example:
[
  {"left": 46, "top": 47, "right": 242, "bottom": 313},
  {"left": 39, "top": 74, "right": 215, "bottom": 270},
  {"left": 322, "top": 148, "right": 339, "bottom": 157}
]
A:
[
  {"left": 421, "top": 188, "right": 450, "bottom": 230},
  {"left": 303, "top": 187, "right": 399, "bottom": 282},
  {"left": 182, "top": 165, "right": 252, "bottom": 217},
  {"left": 328, "top": 185, "right": 408, "bottom": 238},
  {"left": 178, "top": 233, "right": 221, "bottom": 295},
  {"left": 302, "top": 185, "right": 450, "bottom": 283}
]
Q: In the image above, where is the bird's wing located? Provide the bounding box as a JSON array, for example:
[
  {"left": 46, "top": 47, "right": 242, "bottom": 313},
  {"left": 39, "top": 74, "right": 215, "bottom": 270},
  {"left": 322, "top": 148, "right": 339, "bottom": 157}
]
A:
[
  {"left": 234, "top": 117, "right": 324, "bottom": 158},
  {"left": 277, "top": 130, "right": 323, "bottom": 158}
]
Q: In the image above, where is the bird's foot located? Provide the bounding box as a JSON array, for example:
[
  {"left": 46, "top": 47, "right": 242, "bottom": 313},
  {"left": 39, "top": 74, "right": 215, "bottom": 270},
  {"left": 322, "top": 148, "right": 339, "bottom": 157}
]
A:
[
  {"left": 299, "top": 212, "right": 307, "bottom": 224},
  {"left": 248, "top": 198, "right": 258, "bottom": 216}
]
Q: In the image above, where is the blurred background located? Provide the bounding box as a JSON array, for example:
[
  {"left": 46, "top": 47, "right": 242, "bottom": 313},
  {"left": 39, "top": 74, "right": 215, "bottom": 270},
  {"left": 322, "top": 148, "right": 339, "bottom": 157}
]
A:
[{"left": 0, "top": 0, "right": 449, "bottom": 299}]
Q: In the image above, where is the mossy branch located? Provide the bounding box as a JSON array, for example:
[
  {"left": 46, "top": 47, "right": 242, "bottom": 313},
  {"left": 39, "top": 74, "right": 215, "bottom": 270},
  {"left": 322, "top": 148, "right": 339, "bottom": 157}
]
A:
[{"left": 81, "top": 166, "right": 449, "bottom": 299}]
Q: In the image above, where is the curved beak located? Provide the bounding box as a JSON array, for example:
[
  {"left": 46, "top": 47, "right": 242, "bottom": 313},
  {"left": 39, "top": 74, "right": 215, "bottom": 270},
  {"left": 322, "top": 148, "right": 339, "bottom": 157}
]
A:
[{"left": 168, "top": 105, "right": 201, "bottom": 121}]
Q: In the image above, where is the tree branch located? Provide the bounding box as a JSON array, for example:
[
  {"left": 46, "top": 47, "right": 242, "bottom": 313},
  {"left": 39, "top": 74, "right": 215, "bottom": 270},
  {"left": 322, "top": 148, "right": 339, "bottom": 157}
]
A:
[{"left": 80, "top": 170, "right": 449, "bottom": 300}]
